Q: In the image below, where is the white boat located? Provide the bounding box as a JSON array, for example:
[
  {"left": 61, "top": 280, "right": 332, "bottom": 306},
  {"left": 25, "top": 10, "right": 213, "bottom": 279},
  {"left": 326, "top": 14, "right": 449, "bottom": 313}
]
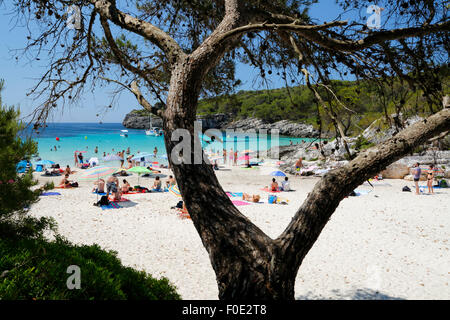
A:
[
  {"left": 145, "top": 115, "right": 163, "bottom": 136},
  {"left": 120, "top": 129, "right": 128, "bottom": 137}
]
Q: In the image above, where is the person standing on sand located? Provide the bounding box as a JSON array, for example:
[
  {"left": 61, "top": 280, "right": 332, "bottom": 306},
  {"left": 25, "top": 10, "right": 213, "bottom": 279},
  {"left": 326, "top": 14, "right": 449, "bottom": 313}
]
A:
[
  {"left": 412, "top": 163, "right": 422, "bottom": 195},
  {"left": 74, "top": 151, "right": 78, "bottom": 167},
  {"left": 120, "top": 150, "right": 125, "bottom": 168},
  {"left": 223, "top": 149, "right": 227, "bottom": 164},
  {"left": 78, "top": 152, "right": 84, "bottom": 165},
  {"left": 234, "top": 150, "right": 237, "bottom": 166},
  {"left": 229, "top": 148, "right": 233, "bottom": 164},
  {"left": 427, "top": 164, "right": 435, "bottom": 194},
  {"left": 295, "top": 157, "right": 303, "bottom": 175}
]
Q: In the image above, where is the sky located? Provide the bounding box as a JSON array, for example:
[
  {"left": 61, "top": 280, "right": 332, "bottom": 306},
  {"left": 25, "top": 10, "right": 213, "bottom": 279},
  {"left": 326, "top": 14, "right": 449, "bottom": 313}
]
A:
[{"left": 0, "top": 1, "right": 363, "bottom": 123}]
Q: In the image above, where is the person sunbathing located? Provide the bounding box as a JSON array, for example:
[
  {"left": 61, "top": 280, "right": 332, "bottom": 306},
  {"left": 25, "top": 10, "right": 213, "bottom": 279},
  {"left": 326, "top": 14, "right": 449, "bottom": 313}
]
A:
[
  {"left": 242, "top": 193, "right": 261, "bottom": 203},
  {"left": 153, "top": 176, "right": 162, "bottom": 191},
  {"left": 92, "top": 179, "right": 105, "bottom": 193},
  {"left": 165, "top": 175, "right": 176, "bottom": 188},
  {"left": 59, "top": 174, "right": 72, "bottom": 188},
  {"left": 270, "top": 178, "right": 279, "bottom": 191},
  {"left": 122, "top": 179, "right": 132, "bottom": 193},
  {"left": 147, "top": 166, "right": 161, "bottom": 173}
]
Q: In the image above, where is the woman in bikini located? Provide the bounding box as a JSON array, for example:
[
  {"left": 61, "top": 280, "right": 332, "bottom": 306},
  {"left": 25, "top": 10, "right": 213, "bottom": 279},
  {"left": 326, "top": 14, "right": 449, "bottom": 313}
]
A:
[{"left": 427, "top": 164, "right": 435, "bottom": 194}]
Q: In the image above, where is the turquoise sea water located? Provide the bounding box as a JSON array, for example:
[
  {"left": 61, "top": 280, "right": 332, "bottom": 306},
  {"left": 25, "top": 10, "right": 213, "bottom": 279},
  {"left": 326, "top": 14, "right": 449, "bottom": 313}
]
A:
[{"left": 21, "top": 123, "right": 317, "bottom": 167}]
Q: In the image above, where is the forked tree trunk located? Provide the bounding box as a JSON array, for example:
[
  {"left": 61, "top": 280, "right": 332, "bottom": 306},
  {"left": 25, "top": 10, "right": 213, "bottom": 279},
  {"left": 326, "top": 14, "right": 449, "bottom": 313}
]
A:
[{"left": 162, "top": 60, "right": 300, "bottom": 299}]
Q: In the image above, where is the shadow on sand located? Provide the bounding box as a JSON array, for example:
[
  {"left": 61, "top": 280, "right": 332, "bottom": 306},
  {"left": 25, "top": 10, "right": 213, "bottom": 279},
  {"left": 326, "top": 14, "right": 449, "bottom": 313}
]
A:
[{"left": 296, "top": 288, "right": 405, "bottom": 300}]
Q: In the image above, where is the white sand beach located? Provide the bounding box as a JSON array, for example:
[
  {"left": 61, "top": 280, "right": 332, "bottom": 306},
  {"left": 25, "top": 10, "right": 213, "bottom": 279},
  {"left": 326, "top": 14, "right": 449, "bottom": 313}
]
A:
[{"left": 30, "top": 165, "right": 450, "bottom": 300}]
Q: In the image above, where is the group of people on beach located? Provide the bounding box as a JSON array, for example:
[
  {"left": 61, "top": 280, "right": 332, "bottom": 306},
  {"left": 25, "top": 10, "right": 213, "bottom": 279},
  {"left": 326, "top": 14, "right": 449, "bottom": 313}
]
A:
[
  {"left": 412, "top": 162, "right": 436, "bottom": 195},
  {"left": 73, "top": 146, "right": 161, "bottom": 169},
  {"left": 92, "top": 174, "right": 176, "bottom": 201},
  {"left": 222, "top": 148, "right": 239, "bottom": 166}
]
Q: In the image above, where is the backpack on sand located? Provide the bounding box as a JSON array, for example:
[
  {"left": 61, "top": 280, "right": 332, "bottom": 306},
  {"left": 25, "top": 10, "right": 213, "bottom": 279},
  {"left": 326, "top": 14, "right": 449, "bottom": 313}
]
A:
[{"left": 402, "top": 186, "right": 411, "bottom": 192}]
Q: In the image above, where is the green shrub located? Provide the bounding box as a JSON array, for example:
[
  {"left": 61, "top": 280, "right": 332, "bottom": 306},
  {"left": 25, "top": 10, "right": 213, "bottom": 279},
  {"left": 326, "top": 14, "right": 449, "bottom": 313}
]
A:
[{"left": 0, "top": 236, "right": 181, "bottom": 300}]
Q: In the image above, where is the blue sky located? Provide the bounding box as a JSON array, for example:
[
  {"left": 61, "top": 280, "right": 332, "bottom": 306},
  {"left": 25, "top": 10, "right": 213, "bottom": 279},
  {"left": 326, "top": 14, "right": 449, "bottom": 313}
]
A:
[{"left": 0, "top": 1, "right": 361, "bottom": 123}]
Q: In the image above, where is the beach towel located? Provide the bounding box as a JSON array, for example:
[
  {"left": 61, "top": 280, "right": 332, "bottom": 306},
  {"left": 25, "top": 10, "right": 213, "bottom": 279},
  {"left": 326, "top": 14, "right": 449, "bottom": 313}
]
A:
[
  {"left": 419, "top": 185, "right": 444, "bottom": 190},
  {"left": 123, "top": 191, "right": 147, "bottom": 194},
  {"left": 40, "top": 192, "right": 61, "bottom": 196},
  {"left": 151, "top": 188, "right": 169, "bottom": 193},
  {"left": 109, "top": 197, "right": 130, "bottom": 202},
  {"left": 231, "top": 200, "right": 251, "bottom": 206},
  {"left": 226, "top": 192, "right": 243, "bottom": 197},
  {"left": 93, "top": 191, "right": 107, "bottom": 195},
  {"left": 101, "top": 202, "right": 122, "bottom": 210},
  {"left": 260, "top": 188, "right": 281, "bottom": 193}
]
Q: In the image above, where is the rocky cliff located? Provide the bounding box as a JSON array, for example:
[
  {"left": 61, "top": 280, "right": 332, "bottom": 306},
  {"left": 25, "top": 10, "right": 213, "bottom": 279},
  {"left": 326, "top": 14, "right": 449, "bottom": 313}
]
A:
[
  {"left": 223, "top": 118, "right": 319, "bottom": 137},
  {"left": 122, "top": 112, "right": 163, "bottom": 129},
  {"left": 123, "top": 111, "right": 319, "bottom": 137}
]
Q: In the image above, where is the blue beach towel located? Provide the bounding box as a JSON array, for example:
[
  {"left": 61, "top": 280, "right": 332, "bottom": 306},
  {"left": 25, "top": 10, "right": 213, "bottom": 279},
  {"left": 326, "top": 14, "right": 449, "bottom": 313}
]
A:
[
  {"left": 151, "top": 188, "right": 169, "bottom": 192},
  {"left": 93, "top": 191, "right": 107, "bottom": 195},
  {"left": 41, "top": 192, "right": 61, "bottom": 196}
]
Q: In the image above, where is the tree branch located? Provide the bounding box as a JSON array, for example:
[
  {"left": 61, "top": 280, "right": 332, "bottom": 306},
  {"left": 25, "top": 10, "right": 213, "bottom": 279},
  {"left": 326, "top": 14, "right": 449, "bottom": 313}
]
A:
[
  {"left": 90, "top": 0, "right": 185, "bottom": 65},
  {"left": 213, "top": 19, "right": 450, "bottom": 53},
  {"left": 276, "top": 108, "right": 450, "bottom": 272}
]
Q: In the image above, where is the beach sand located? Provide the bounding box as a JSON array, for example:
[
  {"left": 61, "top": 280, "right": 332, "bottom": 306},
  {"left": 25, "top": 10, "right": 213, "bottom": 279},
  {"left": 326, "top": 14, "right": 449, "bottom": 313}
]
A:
[{"left": 30, "top": 165, "right": 450, "bottom": 300}]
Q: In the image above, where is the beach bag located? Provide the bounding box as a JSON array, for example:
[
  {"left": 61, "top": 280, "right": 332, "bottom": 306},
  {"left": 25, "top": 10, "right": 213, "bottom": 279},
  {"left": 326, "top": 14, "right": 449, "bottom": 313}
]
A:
[
  {"left": 402, "top": 186, "right": 411, "bottom": 192},
  {"left": 70, "top": 182, "right": 79, "bottom": 188},
  {"left": 268, "top": 195, "right": 277, "bottom": 204},
  {"left": 439, "top": 179, "right": 448, "bottom": 188},
  {"left": 348, "top": 191, "right": 357, "bottom": 197},
  {"left": 98, "top": 195, "right": 109, "bottom": 206}
]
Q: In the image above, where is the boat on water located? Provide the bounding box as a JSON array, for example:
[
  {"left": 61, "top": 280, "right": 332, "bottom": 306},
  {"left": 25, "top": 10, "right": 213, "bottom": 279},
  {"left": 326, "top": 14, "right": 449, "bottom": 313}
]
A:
[
  {"left": 145, "top": 114, "right": 163, "bottom": 136},
  {"left": 120, "top": 129, "right": 128, "bottom": 137}
]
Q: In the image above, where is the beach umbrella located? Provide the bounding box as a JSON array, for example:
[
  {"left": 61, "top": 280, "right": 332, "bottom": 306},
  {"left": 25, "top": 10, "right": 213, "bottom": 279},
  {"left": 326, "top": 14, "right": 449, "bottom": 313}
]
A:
[
  {"left": 79, "top": 166, "right": 120, "bottom": 202},
  {"left": 79, "top": 166, "right": 120, "bottom": 181},
  {"left": 130, "top": 152, "right": 153, "bottom": 160},
  {"left": 168, "top": 185, "right": 181, "bottom": 198},
  {"left": 270, "top": 170, "right": 286, "bottom": 177},
  {"left": 103, "top": 154, "right": 123, "bottom": 162},
  {"left": 75, "top": 150, "right": 87, "bottom": 153},
  {"left": 127, "top": 166, "right": 152, "bottom": 184},
  {"left": 35, "top": 160, "right": 55, "bottom": 168},
  {"left": 88, "top": 157, "right": 99, "bottom": 166}
]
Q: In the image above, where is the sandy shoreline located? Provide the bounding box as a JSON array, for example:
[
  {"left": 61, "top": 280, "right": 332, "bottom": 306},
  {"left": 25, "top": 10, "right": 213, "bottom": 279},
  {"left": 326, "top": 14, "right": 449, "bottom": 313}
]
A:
[{"left": 30, "top": 165, "right": 450, "bottom": 300}]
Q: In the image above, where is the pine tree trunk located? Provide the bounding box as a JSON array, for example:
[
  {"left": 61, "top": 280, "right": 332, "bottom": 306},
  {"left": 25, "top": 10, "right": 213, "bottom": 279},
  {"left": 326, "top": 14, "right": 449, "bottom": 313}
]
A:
[{"left": 161, "top": 61, "right": 298, "bottom": 300}]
